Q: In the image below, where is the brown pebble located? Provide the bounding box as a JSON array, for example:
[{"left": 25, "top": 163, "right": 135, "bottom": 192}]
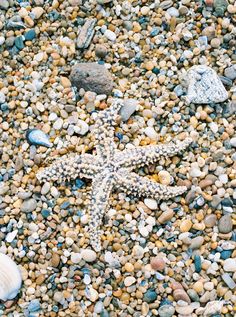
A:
[
  {"left": 95, "top": 44, "right": 108, "bottom": 58},
  {"left": 218, "top": 214, "right": 233, "bottom": 234},
  {"left": 173, "top": 289, "right": 191, "bottom": 303},
  {"left": 199, "top": 179, "right": 213, "bottom": 189},
  {"left": 150, "top": 257, "right": 166, "bottom": 271},
  {"left": 51, "top": 252, "right": 60, "bottom": 267},
  {"left": 170, "top": 281, "right": 184, "bottom": 290}
]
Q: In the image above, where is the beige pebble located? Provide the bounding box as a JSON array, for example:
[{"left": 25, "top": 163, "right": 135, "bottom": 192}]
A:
[
  {"left": 158, "top": 209, "right": 174, "bottom": 224},
  {"left": 204, "top": 214, "right": 217, "bottom": 228},
  {"left": 180, "top": 219, "right": 192, "bottom": 232},
  {"left": 173, "top": 289, "right": 191, "bottom": 303},
  {"left": 51, "top": 253, "right": 60, "bottom": 267},
  {"left": 60, "top": 76, "right": 71, "bottom": 88},
  {"left": 31, "top": 7, "right": 44, "bottom": 19},
  {"left": 158, "top": 170, "right": 171, "bottom": 185}
]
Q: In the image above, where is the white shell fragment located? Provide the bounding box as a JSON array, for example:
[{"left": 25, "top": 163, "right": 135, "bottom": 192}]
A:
[
  {"left": 185, "top": 65, "right": 228, "bottom": 104},
  {"left": 26, "top": 129, "right": 52, "bottom": 148},
  {"left": 0, "top": 253, "right": 22, "bottom": 301}
]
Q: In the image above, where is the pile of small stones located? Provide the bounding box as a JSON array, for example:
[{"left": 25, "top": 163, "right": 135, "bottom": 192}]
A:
[{"left": 0, "top": 0, "right": 235, "bottom": 316}]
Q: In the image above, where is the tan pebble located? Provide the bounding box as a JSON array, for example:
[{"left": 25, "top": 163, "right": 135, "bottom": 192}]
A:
[
  {"left": 192, "top": 222, "right": 205, "bottom": 231},
  {"left": 158, "top": 170, "right": 171, "bottom": 185},
  {"left": 36, "top": 274, "right": 45, "bottom": 285},
  {"left": 173, "top": 289, "right": 191, "bottom": 303},
  {"left": 170, "top": 281, "right": 183, "bottom": 290},
  {"left": 150, "top": 257, "right": 165, "bottom": 271},
  {"left": 31, "top": 7, "right": 44, "bottom": 19},
  {"left": 60, "top": 77, "right": 71, "bottom": 88},
  {"left": 145, "top": 61, "right": 154, "bottom": 71},
  {"left": 124, "top": 263, "right": 134, "bottom": 273},
  {"left": 180, "top": 219, "right": 192, "bottom": 232},
  {"left": 204, "top": 282, "right": 214, "bottom": 291},
  {"left": 193, "top": 281, "right": 204, "bottom": 294},
  {"left": 158, "top": 209, "right": 174, "bottom": 224},
  {"left": 141, "top": 302, "right": 149, "bottom": 316},
  {"left": 227, "top": 4, "right": 236, "bottom": 14},
  {"left": 124, "top": 276, "right": 136, "bottom": 287},
  {"left": 51, "top": 253, "right": 60, "bottom": 267}
]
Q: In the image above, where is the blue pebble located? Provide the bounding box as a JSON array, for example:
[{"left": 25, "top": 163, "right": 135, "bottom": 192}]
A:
[
  {"left": 15, "top": 36, "right": 24, "bottom": 50},
  {"left": 150, "top": 27, "right": 159, "bottom": 37},
  {"left": 0, "top": 103, "right": 9, "bottom": 111},
  {"left": 60, "top": 201, "right": 70, "bottom": 209},
  {"left": 24, "top": 29, "right": 36, "bottom": 41},
  {"left": 194, "top": 255, "right": 202, "bottom": 273},
  {"left": 41, "top": 209, "right": 50, "bottom": 218},
  {"left": 115, "top": 132, "right": 123, "bottom": 141},
  {"left": 28, "top": 299, "right": 41, "bottom": 312},
  {"left": 220, "top": 250, "right": 232, "bottom": 260},
  {"left": 8, "top": 168, "right": 15, "bottom": 178},
  {"left": 143, "top": 289, "right": 157, "bottom": 303},
  {"left": 75, "top": 178, "right": 85, "bottom": 189}
]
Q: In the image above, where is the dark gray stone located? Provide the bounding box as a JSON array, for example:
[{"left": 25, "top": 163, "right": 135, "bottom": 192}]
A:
[{"left": 70, "top": 62, "right": 114, "bottom": 95}]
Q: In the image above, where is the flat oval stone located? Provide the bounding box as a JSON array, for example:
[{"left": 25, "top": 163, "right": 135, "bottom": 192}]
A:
[
  {"left": 204, "top": 214, "right": 217, "bottom": 228},
  {"left": 20, "top": 198, "right": 37, "bottom": 213}
]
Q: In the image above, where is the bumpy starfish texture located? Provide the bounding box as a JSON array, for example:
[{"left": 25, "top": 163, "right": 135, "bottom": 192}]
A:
[{"left": 37, "top": 99, "right": 192, "bottom": 251}]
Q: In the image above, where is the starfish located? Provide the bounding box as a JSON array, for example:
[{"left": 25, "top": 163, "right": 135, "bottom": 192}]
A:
[{"left": 37, "top": 99, "right": 192, "bottom": 251}]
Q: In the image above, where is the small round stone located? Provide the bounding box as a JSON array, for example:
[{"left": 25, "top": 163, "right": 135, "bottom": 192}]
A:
[
  {"left": 150, "top": 257, "right": 166, "bottom": 271},
  {"left": 218, "top": 215, "right": 233, "bottom": 233},
  {"left": 124, "top": 276, "right": 136, "bottom": 287}
]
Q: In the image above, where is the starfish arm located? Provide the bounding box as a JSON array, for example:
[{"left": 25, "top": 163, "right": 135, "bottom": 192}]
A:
[
  {"left": 36, "top": 153, "right": 100, "bottom": 183},
  {"left": 115, "top": 171, "right": 187, "bottom": 200},
  {"left": 88, "top": 173, "right": 114, "bottom": 251},
  {"left": 93, "top": 99, "right": 124, "bottom": 159},
  {"left": 115, "top": 138, "right": 192, "bottom": 169}
]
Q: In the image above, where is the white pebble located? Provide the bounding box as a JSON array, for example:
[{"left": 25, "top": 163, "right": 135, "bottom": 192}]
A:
[
  {"left": 124, "top": 276, "right": 136, "bottom": 287},
  {"left": 144, "top": 127, "right": 158, "bottom": 140},
  {"left": 81, "top": 249, "right": 97, "bottom": 262},
  {"left": 144, "top": 198, "right": 157, "bottom": 210},
  {"left": 71, "top": 252, "right": 81, "bottom": 264},
  {"left": 6, "top": 230, "right": 18, "bottom": 243},
  {"left": 223, "top": 258, "right": 236, "bottom": 272},
  {"left": 0, "top": 36, "right": 5, "bottom": 45},
  {"left": 209, "top": 122, "right": 218, "bottom": 133},
  {"left": 104, "top": 30, "right": 116, "bottom": 41}
]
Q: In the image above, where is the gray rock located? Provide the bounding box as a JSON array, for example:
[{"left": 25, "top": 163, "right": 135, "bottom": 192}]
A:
[
  {"left": 218, "top": 215, "right": 233, "bottom": 234},
  {"left": 185, "top": 65, "right": 228, "bottom": 104},
  {"left": 230, "top": 137, "right": 236, "bottom": 148},
  {"left": 0, "top": 0, "right": 9, "bottom": 10},
  {"left": 120, "top": 99, "right": 138, "bottom": 121},
  {"left": 189, "top": 236, "right": 204, "bottom": 249},
  {"left": 21, "top": 198, "right": 37, "bottom": 213},
  {"left": 77, "top": 18, "right": 96, "bottom": 49},
  {"left": 211, "top": 195, "right": 221, "bottom": 208},
  {"left": 70, "top": 63, "right": 114, "bottom": 95},
  {"left": 224, "top": 65, "right": 236, "bottom": 80}
]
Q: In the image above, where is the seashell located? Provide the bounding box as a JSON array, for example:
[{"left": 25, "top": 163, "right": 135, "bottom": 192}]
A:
[
  {"left": 0, "top": 253, "right": 22, "bottom": 301},
  {"left": 26, "top": 129, "right": 52, "bottom": 147}
]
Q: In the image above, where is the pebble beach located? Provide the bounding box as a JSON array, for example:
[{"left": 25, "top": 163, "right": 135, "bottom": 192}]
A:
[{"left": 0, "top": 0, "right": 236, "bottom": 316}]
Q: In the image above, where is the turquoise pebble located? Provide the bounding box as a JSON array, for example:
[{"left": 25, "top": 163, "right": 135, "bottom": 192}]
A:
[
  {"left": 24, "top": 29, "right": 36, "bottom": 41},
  {"left": 220, "top": 250, "right": 232, "bottom": 260},
  {"left": 143, "top": 289, "right": 157, "bottom": 303},
  {"left": 14, "top": 36, "right": 24, "bottom": 50},
  {"left": 41, "top": 209, "right": 50, "bottom": 218},
  {"left": 194, "top": 255, "right": 202, "bottom": 273}
]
